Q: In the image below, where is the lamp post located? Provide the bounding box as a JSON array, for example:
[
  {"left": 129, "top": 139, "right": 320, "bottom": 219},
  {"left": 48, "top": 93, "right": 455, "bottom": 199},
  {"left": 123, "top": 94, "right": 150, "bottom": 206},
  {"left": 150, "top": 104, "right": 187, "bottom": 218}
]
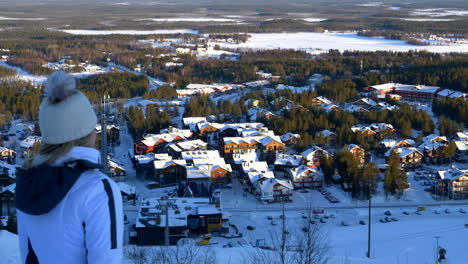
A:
[{"left": 367, "top": 177, "right": 372, "bottom": 258}]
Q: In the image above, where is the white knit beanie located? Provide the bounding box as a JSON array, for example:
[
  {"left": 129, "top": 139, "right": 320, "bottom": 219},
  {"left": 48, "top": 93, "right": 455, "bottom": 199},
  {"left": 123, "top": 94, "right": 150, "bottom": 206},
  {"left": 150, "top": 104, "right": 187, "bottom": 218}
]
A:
[{"left": 39, "top": 71, "right": 97, "bottom": 144}]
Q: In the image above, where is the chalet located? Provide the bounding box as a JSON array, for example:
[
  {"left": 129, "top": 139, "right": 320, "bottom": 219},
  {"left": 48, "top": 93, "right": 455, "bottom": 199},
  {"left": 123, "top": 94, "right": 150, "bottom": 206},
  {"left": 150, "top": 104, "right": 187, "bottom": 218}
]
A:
[
  {"left": 0, "top": 147, "right": 16, "bottom": 164},
  {"left": 316, "top": 129, "right": 336, "bottom": 146},
  {"left": 436, "top": 89, "right": 468, "bottom": 100},
  {"left": 244, "top": 80, "right": 270, "bottom": 88},
  {"left": 0, "top": 183, "right": 15, "bottom": 216},
  {"left": 386, "top": 147, "right": 423, "bottom": 170},
  {"left": 347, "top": 144, "right": 366, "bottom": 165},
  {"left": 117, "top": 182, "right": 137, "bottom": 202},
  {"left": 320, "top": 104, "right": 340, "bottom": 112},
  {"left": 182, "top": 117, "right": 207, "bottom": 131},
  {"left": 163, "top": 139, "right": 208, "bottom": 159},
  {"left": 274, "top": 153, "right": 303, "bottom": 173},
  {"left": 438, "top": 168, "right": 468, "bottom": 200},
  {"left": 344, "top": 105, "right": 369, "bottom": 113},
  {"left": 377, "top": 139, "right": 415, "bottom": 156},
  {"left": 241, "top": 161, "right": 269, "bottom": 180},
  {"left": 247, "top": 170, "right": 275, "bottom": 188},
  {"left": 108, "top": 159, "right": 126, "bottom": 182},
  {"left": 0, "top": 161, "right": 17, "bottom": 187},
  {"left": 196, "top": 122, "right": 221, "bottom": 146},
  {"left": 301, "top": 146, "right": 329, "bottom": 167},
  {"left": 280, "top": 133, "right": 300, "bottom": 145},
  {"left": 20, "top": 136, "right": 41, "bottom": 158},
  {"left": 352, "top": 123, "right": 395, "bottom": 139},
  {"left": 134, "top": 198, "right": 223, "bottom": 245},
  {"left": 311, "top": 96, "right": 332, "bottom": 107},
  {"left": 454, "top": 141, "right": 468, "bottom": 162},
  {"left": 153, "top": 159, "right": 187, "bottom": 184},
  {"left": 352, "top": 98, "right": 377, "bottom": 110},
  {"left": 368, "top": 102, "right": 399, "bottom": 112},
  {"left": 254, "top": 177, "right": 293, "bottom": 203},
  {"left": 134, "top": 130, "right": 191, "bottom": 155},
  {"left": 288, "top": 165, "right": 323, "bottom": 189},
  {"left": 247, "top": 107, "right": 275, "bottom": 121},
  {"left": 95, "top": 125, "right": 120, "bottom": 146},
  {"left": 417, "top": 135, "right": 449, "bottom": 164}
]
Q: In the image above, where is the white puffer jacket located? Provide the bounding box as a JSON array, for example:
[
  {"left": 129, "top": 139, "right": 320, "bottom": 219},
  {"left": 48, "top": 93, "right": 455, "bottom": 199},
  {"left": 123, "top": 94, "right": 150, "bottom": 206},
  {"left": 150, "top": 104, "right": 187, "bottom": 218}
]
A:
[{"left": 16, "top": 146, "right": 123, "bottom": 264}]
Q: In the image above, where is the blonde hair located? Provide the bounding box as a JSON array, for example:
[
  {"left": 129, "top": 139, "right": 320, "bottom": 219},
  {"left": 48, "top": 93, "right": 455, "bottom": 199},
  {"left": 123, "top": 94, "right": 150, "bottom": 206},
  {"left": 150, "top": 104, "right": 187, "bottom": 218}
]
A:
[{"left": 24, "top": 132, "right": 95, "bottom": 168}]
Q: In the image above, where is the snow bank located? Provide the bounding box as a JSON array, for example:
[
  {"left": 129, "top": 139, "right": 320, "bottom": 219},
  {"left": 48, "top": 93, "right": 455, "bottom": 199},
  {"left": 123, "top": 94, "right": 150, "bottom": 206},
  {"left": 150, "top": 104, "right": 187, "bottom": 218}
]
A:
[{"left": 0, "top": 230, "right": 20, "bottom": 264}]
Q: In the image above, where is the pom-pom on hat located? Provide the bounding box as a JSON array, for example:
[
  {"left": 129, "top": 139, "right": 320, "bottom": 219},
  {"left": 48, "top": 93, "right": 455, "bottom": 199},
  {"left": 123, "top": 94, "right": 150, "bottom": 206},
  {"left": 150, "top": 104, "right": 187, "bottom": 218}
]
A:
[{"left": 39, "top": 71, "right": 97, "bottom": 144}]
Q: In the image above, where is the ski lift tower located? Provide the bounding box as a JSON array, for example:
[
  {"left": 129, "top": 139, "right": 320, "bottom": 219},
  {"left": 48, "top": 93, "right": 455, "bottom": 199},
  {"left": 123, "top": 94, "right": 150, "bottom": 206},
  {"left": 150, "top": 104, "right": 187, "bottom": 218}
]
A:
[{"left": 100, "top": 94, "right": 110, "bottom": 175}]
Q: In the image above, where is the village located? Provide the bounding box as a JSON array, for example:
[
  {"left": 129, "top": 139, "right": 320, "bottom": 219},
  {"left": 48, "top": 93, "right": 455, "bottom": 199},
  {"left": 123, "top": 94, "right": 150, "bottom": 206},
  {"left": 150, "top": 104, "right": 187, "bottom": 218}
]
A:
[{"left": 1, "top": 68, "right": 467, "bottom": 257}]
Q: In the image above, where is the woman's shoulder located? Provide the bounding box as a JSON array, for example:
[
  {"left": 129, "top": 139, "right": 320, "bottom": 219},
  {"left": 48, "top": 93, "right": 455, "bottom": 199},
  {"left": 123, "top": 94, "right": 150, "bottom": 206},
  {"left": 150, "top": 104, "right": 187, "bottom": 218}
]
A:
[{"left": 70, "top": 168, "right": 121, "bottom": 201}]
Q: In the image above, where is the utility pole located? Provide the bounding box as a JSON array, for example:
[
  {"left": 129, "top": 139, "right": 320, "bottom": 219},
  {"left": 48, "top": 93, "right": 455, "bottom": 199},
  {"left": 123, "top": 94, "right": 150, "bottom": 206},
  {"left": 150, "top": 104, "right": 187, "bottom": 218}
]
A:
[
  {"left": 158, "top": 197, "right": 175, "bottom": 246},
  {"left": 435, "top": 236, "right": 440, "bottom": 263},
  {"left": 367, "top": 178, "right": 372, "bottom": 258},
  {"left": 100, "top": 95, "right": 109, "bottom": 176}
]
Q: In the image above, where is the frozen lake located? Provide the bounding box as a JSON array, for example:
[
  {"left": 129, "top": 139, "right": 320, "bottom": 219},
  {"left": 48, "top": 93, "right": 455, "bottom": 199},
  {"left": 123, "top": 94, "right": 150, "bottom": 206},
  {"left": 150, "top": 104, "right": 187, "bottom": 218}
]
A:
[
  {"left": 218, "top": 32, "right": 468, "bottom": 53},
  {"left": 58, "top": 29, "right": 199, "bottom": 35}
]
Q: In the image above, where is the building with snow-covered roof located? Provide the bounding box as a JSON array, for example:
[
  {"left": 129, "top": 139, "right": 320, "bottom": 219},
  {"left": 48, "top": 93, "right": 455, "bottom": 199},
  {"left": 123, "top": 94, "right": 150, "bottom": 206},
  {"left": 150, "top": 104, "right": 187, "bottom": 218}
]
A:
[
  {"left": 153, "top": 159, "right": 187, "bottom": 184},
  {"left": 301, "top": 146, "right": 329, "bottom": 167},
  {"left": 274, "top": 153, "right": 303, "bottom": 172},
  {"left": 311, "top": 96, "right": 332, "bottom": 107},
  {"left": 436, "top": 89, "right": 468, "bottom": 100},
  {"left": 364, "top": 83, "right": 440, "bottom": 102},
  {"left": 456, "top": 132, "right": 468, "bottom": 142},
  {"left": 0, "top": 161, "right": 17, "bottom": 188},
  {"left": 181, "top": 150, "right": 221, "bottom": 163},
  {"left": 385, "top": 147, "right": 423, "bottom": 170},
  {"left": 0, "top": 147, "right": 16, "bottom": 164},
  {"left": 117, "top": 182, "right": 136, "bottom": 202},
  {"left": 437, "top": 168, "right": 468, "bottom": 200},
  {"left": 0, "top": 183, "right": 15, "bottom": 216},
  {"left": 280, "top": 132, "right": 300, "bottom": 145},
  {"left": 134, "top": 197, "right": 223, "bottom": 245},
  {"left": 135, "top": 130, "right": 192, "bottom": 155},
  {"left": 288, "top": 165, "right": 323, "bottom": 189},
  {"left": 183, "top": 117, "right": 207, "bottom": 130},
  {"left": 254, "top": 177, "right": 293, "bottom": 203},
  {"left": 454, "top": 141, "right": 468, "bottom": 162}
]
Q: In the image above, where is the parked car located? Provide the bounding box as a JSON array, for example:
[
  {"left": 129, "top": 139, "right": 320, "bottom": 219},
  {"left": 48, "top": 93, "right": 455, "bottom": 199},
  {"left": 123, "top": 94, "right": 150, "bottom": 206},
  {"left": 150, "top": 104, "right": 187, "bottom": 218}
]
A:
[
  {"left": 271, "top": 221, "right": 277, "bottom": 226},
  {"left": 415, "top": 211, "right": 422, "bottom": 215},
  {"left": 445, "top": 209, "right": 451, "bottom": 214},
  {"left": 384, "top": 217, "right": 392, "bottom": 222},
  {"left": 309, "top": 220, "right": 316, "bottom": 224},
  {"left": 267, "top": 216, "right": 273, "bottom": 220},
  {"left": 320, "top": 218, "right": 327, "bottom": 223},
  {"left": 341, "top": 221, "right": 349, "bottom": 226},
  {"left": 403, "top": 211, "right": 410, "bottom": 215},
  {"left": 247, "top": 225, "right": 256, "bottom": 230},
  {"left": 302, "top": 227, "right": 309, "bottom": 232},
  {"left": 459, "top": 208, "right": 466, "bottom": 214},
  {"left": 379, "top": 218, "right": 386, "bottom": 223},
  {"left": 434, "top": 209, "right": 441, "bottom": 214},
  {"left": 145, "top": 181, "right": 160, "bottom": 189},
  {"left": 384, "top": 211, "right": 392, "bottom": 216},
  {"left": 391, "top": 217, "right": 399, "bottom": 222},
  {"left": 359, "top": 220, "right": 366, "bottom": 225}
]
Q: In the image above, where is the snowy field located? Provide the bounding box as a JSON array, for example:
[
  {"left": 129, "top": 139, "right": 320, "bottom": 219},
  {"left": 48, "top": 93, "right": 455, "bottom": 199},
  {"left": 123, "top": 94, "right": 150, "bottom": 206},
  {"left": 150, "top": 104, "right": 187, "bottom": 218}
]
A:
[
  {"left": 57, "top": 29, "right": 199, "bottom": 35},
  {"left": 0, "top": 16, "right": 45, "bottom": 21},
  {"left": 217, "top": 32, "right": 468, "bottom": 53},
  {"left": 136, "top": 18, "right": 239, "bottom": 22},
  {"left": 410, "top": 8, "right": 468, "bottom": 17}
]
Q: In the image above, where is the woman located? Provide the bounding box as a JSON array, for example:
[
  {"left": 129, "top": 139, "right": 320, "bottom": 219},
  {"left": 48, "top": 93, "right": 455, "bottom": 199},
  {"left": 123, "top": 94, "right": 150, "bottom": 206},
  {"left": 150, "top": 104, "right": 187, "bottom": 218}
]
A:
[{"left": 15, "top": 71, "right": 123, "bottom": 264}]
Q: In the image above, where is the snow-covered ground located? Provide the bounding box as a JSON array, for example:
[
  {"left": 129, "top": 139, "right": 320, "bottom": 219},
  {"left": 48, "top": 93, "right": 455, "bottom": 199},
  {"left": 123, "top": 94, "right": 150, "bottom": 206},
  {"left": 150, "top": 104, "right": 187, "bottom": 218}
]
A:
[
  {"left": 410, "top": 8, "right": 468, "bottom": 17},
  {"left": 0, "top": 16, "right": 45, "bottom": 21},
  {"left": 56, "top": 29, "right": 199, "bottom": 35},
  {"left": 401, "top": 18, "right": 456, "bottom": 22},
  {"left": 136, "top": 18, "right": 239, "bottom": 22},
  {"left": 0, "top": 230, "right": 20, "bottom": 264},
  {"left": 0, "top": 61, "right": 47, "bottom": 85},
  {"left": 217, "top": 32, "right": 468, "bottom": 53}
]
